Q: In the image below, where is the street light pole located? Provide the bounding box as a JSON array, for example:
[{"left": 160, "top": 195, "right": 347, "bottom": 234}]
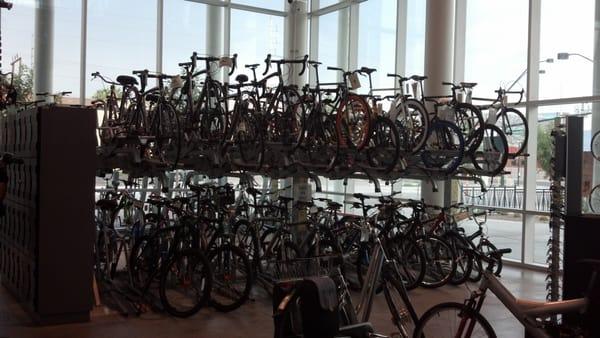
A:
[{"left": 507, "top": 58, "right": 554, "bottom": 91}]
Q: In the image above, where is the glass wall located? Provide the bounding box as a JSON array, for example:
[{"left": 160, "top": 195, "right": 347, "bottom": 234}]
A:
[
  {"left": 86, "top": 0, "right": 157, "bottom": 100},
  {"left": 230, "top": 10, "right": 284, "bottom": 79},
  {"left": 162, "top": 1, "right": 206, "bottom": 76}
]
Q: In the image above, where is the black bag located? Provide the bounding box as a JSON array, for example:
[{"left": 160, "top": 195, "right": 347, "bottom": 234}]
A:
[{"left": 273, "top": 277, "right": 339, "bottom": 338}]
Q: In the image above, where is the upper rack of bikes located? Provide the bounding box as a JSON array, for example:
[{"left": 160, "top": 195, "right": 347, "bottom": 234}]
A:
[{"left": 94, "top": 52, "right": 529, "bottom": 186}]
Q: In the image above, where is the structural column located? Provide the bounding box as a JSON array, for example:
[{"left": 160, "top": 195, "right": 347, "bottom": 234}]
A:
[
  {"left": 592, "top": 0, "right": 600, "bottom": 187},
  {"left": 285, "top": 0, "right": 309, "bottom": 214},
  {"left": 206, "top": 3, "right": 223, "bottom": 80},
  {"left": 34, "top": 0, "right": 54, "bottom": 98},
  {"left": 421, "top": 0, "right": 455, "bottom": 206}
]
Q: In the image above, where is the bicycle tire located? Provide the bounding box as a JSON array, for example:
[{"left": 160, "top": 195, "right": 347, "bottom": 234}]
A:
[
  {"left": 207, "top": 244, "right": 252, "bottom": 312},
  {"left": 382, "top": 267, "right": 420, "bottom": 336},
  {"left": 418, "top": 235, "right": 457, "bottom": 288},
  {"left": 477, "top": 240, "right": 503, "bottom": 276},
  {"left": 471, "top": 124, "right": 509, "bottom": 176},
  {"left": 128, "top": 235, "right": 159, "bottom": 290},
  {"left": 159, "top": 249, "right": 212, "bottom": 318},
  {"left": 366, "top": 116, "right": 401, "bottom": 173},
  {"left": 395, "top": 98, "right": 429, "bottom": 154},
  {"left": 233, "top": 219, "right": 260, "bottom": 271},
  {"left": 496, "top": 107, "right": 528, "bottom": 157},
  {"left": 589, "top": 184, "right": 600, "bottom": 213},
  {"left": 389, "top": 233, "right": 426, "bottom": 290},
  {"left": 235, "top": 113, "right": 265, "bottom": 169},
  {"left": 455, "top": 102, "right": 485, "bottom": 155},
  {"left": 420, "top": 119, "right": 465, "bottom": 174},
  {"left": 336, "top": 93, "right": 371, "bottom": 150},
  {"left": 414, "top": 302, "right": 497, "bottom": 337},
  {"left": 444, "top": 232, "right": 474, "bottom": 285}
]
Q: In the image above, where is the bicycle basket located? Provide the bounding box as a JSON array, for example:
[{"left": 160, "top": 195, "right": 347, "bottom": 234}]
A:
[{"left": 273, "top": 255, "right": 342, "bottom": 283}]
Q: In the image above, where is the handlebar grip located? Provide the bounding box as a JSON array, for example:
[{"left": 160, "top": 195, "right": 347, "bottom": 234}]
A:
[
  {"left": 387, "top": 73, "right": 398, "bottom": 77},
  {"left": 263, "top": 54, "right": 272, "bottom": 76},
  {"left": 442, "top": 81, "right": 454, "bottom": 86},
  {"left": 327, "top": 66, "right": 343, "bottom": 71},
  {"left": 228, "top": 54, "right": 237, "bottom": 76},
  {"left": 298, "top": 55, "right": 308, "bottom": 76},
  {"left": 91, "top": 72, "right": 99, "bottom": 77},
  {"left": 61, "top": 91, "right": 72, "bottom": 95}
]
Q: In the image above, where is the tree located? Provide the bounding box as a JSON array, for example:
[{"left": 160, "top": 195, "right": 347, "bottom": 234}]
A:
[
  {"left": 537, "top": 122, "right": 553, "bottom": 177},
  {"left": 2, "top": 63, "right": 33, "bottom": 103},
  {"left": 93, "top": 87, "right": 121, "bottom": 101}
]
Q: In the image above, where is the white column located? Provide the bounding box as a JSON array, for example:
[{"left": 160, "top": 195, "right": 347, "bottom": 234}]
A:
[
  {"left": 34, "top": 0, "right": 54, "bottom": 98},
  {"left": 156, "top": 0, "right": 164, "bottom": 73},
  {"left": 206, "top": 4, "right": 223, "bottom": 80},
  {"left": 522, "top": 0, "right": 542, "bottom": 264},
  {"left": 79, "top": 0, "right": 87, "bottom": 105},
  {"left": 421, "top": 0, "right": 455, "bottom": 206},
  {"left": 395, "top": 0, "right": 408, "bottom": 77},
  {"left": 337, "top": 6, "right": 349, "bottom": 73}
]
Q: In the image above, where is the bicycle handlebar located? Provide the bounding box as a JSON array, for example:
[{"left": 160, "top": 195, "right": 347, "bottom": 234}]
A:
[{"left": 262, "top": 54, "right": 308, "bottom": 76}]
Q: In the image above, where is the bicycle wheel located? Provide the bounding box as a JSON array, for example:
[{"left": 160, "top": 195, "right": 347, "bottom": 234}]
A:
[
  {"left": 454, "top": 102, "right": 485, "bottom": 155},
  {"left": 414, "top": 302, "right": 496, "bottom": 337},
  {"left": 382, "top": 268, "right": 420, "bottom": 337},
  {"left": 589, "top": 184, "right": 600, "bottom": 213},
  {"left": 336, "top": 94, "right": 371, "bottom": 150},
  {"left": 592, "top": 131, "right": 600, "bottom": 161},
  {"left": 421, "top": 120, "right": 465, "bottom": 174},
  {"left": 304, "top": 113, "right": 339, "bottom": 169},
  {"left": 234, "top": 112, "right": 264, "bottom": 169},
  {"left": 471, "top": 124, "right": 509, "bottom": 176},
  {"left": 128, "top": 235, "right": 160, "bottom": 290},
  {"left": 366, "top": 116, "right": 401, "bottom": 173},
  {"left": 233, "top": 219, "right": 260, "bottom": 271},
  {"left": 418, "top": 235, "right": 457, "bottom": 288},
  {"left": 395, "top": 99, "right": 429, "bottom": 153},
  {"left": 208, "top": 244, "right": 252, "bottom": 312},
  {"left": 444, "top": 232, "right": 473, "bottom": 285},
  {"left": 389, "top": 234, "right": 426, "bottom": 290},
  {"left": 496, "top": 107, "right": 528, "bottom": 157},
  {"left": 159, "top": 249, "right": 212, "bottom": 318},
  {"left": 477, "top": 240, "right": 502, "bottom": 276}
]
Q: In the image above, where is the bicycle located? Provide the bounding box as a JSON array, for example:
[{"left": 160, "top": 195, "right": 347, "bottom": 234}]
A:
[{"left": 415, "top": 249, "right": 600, "bottom": 337}]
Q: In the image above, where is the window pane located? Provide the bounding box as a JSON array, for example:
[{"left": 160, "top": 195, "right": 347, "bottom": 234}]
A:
[
  {"left": 319, "top": 0, "right": 340, "bottom": 9},
  {"left": 405, "top": 0, "right": 426, "bottom": 76},
  {"left": 465, "top": 0, "right": 528, "bottom": 97},
  {"left": 163, "top": 0, "right": 206, "bottom": 76},
  {"left": 2, "top": 0, "right": 35, "bottom": 101},
  {"left": 357, "top": 0, "right": 396, "bottom": 91},
  {"left": 54, "top": 0, "right": 81, "bottom": 100},
  {"left": 487, "top": 211, "right": 522, "bottom": 261},
  {"left": 230, "top": 10, "right": 284, "bottom": 79},
  {"left": 86, "top": 0, "right": 157, "bottom": 100},
  {"left": 233, "top": 0, "right": 284, "bottom": 11},
  {"left": 540, "top": 0, "right": 595, "bottom": 99},
  {"left": 317, "top": 9, "right": 348, "bottom": 83}
]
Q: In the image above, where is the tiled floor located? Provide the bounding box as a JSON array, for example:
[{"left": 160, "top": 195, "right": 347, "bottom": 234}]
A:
[{"left": 0, "top": 266, "right": 546, "bottom": 338}]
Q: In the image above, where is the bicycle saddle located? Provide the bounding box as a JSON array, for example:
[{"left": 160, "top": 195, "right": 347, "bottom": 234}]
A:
[
  {"left": 410, "top": 75, "right": 427, "bottom": 81},
  {"left": 116, "top": 75, "right": 138, "bottom": 87},
  {"left": 460, "top": 82, "right": 478, "bottom": 88},
  {"left": 235, "top": 74, "right": 249, "bottom": 84},
  {"left": 327, "top": 201, "right": 342, "bottom": 210},
  {"left": 360, "top": 67, "right": 376, "bottom": 74},
  {"left": 353, "top": 193, "right": 368, "bottom": 200}
]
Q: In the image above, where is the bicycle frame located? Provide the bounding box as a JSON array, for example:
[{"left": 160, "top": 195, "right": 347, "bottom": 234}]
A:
[{"left": 463, "top": 269, "right": 588, "bottom": 338}]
